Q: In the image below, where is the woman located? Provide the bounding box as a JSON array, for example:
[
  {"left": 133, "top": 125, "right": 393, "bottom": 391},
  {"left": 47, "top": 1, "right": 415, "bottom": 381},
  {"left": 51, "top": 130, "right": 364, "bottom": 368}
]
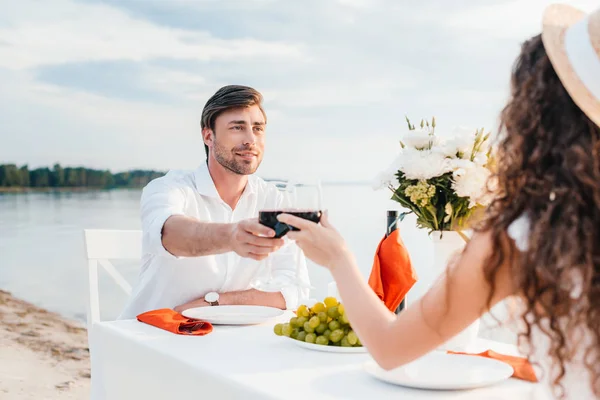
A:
[{"left": 278, "top": 4, "right": 600, "bottom": 399}]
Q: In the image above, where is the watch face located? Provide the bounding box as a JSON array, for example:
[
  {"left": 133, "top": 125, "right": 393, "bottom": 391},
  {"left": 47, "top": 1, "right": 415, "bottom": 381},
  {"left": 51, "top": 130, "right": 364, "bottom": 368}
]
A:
[{"left": 205, "top": 292, "right": 219, "bottom": 303}]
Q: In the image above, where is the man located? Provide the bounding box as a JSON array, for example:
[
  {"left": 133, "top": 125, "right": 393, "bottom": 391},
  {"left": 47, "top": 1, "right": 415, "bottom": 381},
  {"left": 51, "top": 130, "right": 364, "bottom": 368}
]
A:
[{"left": 119, "top": 85, "right": 309, "bottom": 319}]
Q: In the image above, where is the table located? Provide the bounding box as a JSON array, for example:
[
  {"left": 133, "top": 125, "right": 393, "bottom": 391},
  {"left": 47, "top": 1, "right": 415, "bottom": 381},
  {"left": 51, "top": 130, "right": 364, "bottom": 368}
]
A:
[{"left": 89, "top": 315, "right": 545, "bottom": 400}]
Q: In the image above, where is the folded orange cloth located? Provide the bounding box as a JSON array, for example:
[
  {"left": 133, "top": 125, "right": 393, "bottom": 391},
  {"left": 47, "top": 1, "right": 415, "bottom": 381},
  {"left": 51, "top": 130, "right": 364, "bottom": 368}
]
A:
[
  {"left": 368, "top": 229, "right": 418, "bottom": 312},
  {"left": 137, "top": 308, "right": 213, "bottom": 336},
  {"left": 448, "top": 350, "right": 538, "bottom": 382}
]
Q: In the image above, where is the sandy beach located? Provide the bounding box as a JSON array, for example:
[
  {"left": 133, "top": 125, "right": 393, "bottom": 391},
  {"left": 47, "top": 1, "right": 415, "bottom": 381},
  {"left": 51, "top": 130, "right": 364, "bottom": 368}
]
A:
[{"left": 0, "top": 290, "right": 90, "bottom": 399}]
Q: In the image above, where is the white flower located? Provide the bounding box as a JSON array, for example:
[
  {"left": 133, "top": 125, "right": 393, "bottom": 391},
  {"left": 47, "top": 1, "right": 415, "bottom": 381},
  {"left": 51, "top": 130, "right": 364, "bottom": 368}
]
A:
[
  {"left": 473, "top": 152, "right": 488, "bottom": 166},
  {"left": 398, "top": 147, "right": 454, "bottom": 180},
  {"left": 443, "top": 202, "right": 453, "bottom": 223},
  {"left": 452, "top": 164, "right": 492, "bottom": 207},
  {"left": 441, "top": 126, "right": 477, "bottom": 158},
  {"left": 449, "top": 158, "right": 476, "bottom": 175},
  {"left": 401, "top": 129, "right": 437, "bottom": 150},
  {"left": 431, "top": 138, "right": 459, "bottom": 158},
  {"left": 444, "top": 202, "right": 453, "bottom": 216},
  {"left": 371, "top": 169, "right": 395, "bottom": 190},
  {"left": 371, "top": 155, "right": 403, "bottom": 190}
]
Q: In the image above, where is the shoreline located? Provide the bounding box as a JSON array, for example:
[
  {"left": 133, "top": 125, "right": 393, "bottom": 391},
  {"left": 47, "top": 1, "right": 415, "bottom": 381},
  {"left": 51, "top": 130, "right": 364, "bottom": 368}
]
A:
[
  {"left": 0, "top": 187, "right": 142, "bottom": 194},
  {"left": 0, "top": 289, "right": 90, "bottom": 399}
]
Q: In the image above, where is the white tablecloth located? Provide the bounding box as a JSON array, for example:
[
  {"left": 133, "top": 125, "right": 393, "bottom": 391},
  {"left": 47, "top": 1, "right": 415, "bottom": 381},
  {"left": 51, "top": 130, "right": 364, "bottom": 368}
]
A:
[{"left": 90, "top": 315, "right": 544, "bottom": 400}]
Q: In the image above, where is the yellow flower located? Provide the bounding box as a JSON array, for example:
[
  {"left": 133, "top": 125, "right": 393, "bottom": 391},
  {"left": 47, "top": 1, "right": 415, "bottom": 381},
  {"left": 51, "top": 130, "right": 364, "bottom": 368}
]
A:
[{"left": 405, "top": 180, "right": 436, "bottom": 207}]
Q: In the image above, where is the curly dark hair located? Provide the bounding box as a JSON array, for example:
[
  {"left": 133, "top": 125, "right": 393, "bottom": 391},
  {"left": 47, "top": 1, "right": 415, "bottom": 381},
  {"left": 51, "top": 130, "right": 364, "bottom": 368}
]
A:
[{"left": 478, "top": 34, "right": 600, "bottom": 398}]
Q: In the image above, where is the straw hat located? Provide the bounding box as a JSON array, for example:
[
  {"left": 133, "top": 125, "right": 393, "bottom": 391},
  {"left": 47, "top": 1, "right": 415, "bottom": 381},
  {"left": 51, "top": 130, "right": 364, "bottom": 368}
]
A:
[{"left": 542, "top": 4, "right": 600, "bottom": 128}]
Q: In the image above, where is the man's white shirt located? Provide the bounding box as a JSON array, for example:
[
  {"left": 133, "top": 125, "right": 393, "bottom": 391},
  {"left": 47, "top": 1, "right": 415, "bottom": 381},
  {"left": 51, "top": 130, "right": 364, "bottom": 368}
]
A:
[{"left": 118, "top": 163, "right": 309, "bottom": 319}]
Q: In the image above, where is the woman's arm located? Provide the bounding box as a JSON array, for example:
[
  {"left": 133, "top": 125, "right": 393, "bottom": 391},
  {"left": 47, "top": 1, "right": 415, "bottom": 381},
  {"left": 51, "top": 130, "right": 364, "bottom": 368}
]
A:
[
  {"left": 278, "top": 213, "right": 516, "bottom": 370},
  {"left": 333, "top": 231, "right": 514, "bottom": 370}
]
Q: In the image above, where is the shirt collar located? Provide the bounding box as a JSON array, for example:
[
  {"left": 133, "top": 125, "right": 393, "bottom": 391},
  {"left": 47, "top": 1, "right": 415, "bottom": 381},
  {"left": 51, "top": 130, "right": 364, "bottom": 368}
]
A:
[{"left": 194, "top": 162, "right": 258, "bottom": 200}]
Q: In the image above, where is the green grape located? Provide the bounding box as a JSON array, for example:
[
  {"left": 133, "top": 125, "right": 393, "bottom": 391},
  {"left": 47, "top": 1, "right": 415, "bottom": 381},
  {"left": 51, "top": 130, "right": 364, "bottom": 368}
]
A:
[
  {"left": 328, "top": 320, "right": 340, "bottom": 331},
  {"left": 289, "top": 317, "right": 298, "bottom": 328},
  {"left": 281, "top": 323, "right": 292, "bottom": 337},
  {"left": 329, "top": 329, "right": 344, "bottom": 343},
  {"left": 317, "top": 312, "right": 328, "bottom": 323},
  {"left": 327, "top": 306, "right": 340, "bottom": 319},
  {"left": 308, "top": 316, "right": 320, "bottom": 329},
  {"left": 340, "top": 336, "right": 351, "bottom": 347},
  {"left": 290, "top": 328, "right": 299, "bottom": 339},
  {"left": 339, "top": 313, "right": 350, "bottom": 325},
  {"left": 338, "top": 303, "right": 345, "bottom": 315},
  {"left": 296, "top": 331, "right": 307, "bottom": 342},
  {"left": 356, "top": 336, "right": 362, "bottom": 346},
  {"left": 315, "top": 323, "right": 327, "bottom": 334},
  {"left": 303, "top": 321, "right": 315, "bottom": 333},
  {"left": 305, "top": 333, "right": 317, "bottom": 344},
  {"left": 315, "top": 335, "right": 329, "bottom": 346},
  {"left": 347, "top": 330, "right": 358, "bottom": 345},
  {"left": 296, "top": 316, "right": 308, "bottom": 327},
  {"left": 323, "top": 329, "right": 332, "bottom": 339},
  {"left": 273, "top": 323, "right": 283, "bottom": 336}
]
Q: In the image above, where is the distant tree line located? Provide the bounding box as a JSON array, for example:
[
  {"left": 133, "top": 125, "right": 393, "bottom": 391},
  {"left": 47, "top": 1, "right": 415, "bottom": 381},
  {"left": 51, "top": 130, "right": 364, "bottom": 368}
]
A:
[{"left": 0, "top": 164, "right": 165, "bottom": 189}]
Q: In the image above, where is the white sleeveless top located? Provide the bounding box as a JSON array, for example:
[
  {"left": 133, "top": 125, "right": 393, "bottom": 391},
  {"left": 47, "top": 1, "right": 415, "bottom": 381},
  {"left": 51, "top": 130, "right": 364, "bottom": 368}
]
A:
[{"left": 506, "top": 216, "right": 596, "bottom": 399}]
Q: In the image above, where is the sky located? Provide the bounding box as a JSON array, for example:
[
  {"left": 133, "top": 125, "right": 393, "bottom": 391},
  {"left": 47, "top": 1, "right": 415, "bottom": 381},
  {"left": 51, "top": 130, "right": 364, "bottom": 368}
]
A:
[{"left": 1, "top": 0, "right": 598, "bottom": 182}]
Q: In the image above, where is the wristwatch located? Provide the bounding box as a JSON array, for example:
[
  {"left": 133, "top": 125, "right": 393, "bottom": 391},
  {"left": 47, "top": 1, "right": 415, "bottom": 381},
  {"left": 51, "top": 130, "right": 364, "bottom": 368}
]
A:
[{"left": 204, "top": 292, "right": 219, "bottom": 306}]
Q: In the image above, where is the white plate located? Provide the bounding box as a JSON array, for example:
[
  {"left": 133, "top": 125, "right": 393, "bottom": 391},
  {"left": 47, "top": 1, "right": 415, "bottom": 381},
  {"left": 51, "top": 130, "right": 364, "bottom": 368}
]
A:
[
  {"left": 364, "top": 352, "right": 514, "bottom": 390},
  {"left": 286, "top": 337, "right": 367, "bottom": 353},
  {"left": 181, "top": 305, "right": 284, "bottom": 325}
]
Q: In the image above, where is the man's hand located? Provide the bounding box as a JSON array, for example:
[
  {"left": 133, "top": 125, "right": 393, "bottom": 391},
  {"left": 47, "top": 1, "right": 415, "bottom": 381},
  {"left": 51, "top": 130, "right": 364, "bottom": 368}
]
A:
[{"left": 230, "top": 218, "right": 285, "bottom": 261}]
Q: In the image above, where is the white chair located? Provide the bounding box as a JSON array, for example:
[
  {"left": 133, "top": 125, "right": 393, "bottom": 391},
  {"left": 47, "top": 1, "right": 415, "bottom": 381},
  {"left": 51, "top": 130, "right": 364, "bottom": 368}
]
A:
[{"left": 83, "top": 229, "right": 142, "bottom": 331}]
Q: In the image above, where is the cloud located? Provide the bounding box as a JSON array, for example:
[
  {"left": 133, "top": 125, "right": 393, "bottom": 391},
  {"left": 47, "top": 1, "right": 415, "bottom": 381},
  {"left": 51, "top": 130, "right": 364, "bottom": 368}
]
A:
[{"left": 0, "top": 0, "right": 305, "bottom": 70}]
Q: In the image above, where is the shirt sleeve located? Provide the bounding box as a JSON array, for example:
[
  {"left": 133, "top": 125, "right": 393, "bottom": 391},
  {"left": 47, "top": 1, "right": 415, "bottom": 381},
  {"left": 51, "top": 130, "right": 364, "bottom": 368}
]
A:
[
  {"left": 140, "top": 174, "right": 187, "bottom": 259},
  {"left": 269, "top": 241, "right": 311, "bottom": 310}
]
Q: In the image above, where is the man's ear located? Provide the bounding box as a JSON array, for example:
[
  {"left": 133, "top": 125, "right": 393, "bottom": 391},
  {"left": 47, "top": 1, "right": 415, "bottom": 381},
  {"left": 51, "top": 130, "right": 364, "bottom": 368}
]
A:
[{"left": 202, "top": 127, "right": 213, "bottom": 147}]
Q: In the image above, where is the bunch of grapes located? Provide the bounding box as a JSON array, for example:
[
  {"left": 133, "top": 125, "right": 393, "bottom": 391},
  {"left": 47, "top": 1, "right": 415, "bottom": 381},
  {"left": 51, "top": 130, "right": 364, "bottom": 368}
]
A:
[{"left": 273, "top": 297, "right": 361, "bottom": 347}]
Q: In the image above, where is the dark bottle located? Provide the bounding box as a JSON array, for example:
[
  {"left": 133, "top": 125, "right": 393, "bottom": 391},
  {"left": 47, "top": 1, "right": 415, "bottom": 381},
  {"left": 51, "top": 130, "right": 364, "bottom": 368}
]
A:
[{"left": 387, "top": 210, "right": 406, "bottom": 314}]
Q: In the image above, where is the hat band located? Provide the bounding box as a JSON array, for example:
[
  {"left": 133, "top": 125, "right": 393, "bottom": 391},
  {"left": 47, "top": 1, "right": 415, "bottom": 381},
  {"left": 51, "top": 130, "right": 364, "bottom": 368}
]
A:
[{"left": 565, "top": 16, "right": 600, "bottom": 102}]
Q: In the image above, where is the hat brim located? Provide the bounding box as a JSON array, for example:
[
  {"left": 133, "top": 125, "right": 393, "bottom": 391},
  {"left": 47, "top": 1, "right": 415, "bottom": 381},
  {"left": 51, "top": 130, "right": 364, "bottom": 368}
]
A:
[{"left": 542, "top": 4, "right": 600, "bottom": 128}]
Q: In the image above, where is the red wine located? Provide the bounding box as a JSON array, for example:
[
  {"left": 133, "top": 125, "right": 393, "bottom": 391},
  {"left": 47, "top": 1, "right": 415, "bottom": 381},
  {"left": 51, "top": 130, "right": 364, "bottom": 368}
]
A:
[{"left": 259, "top": 210, "right": 322, "bottom": 238}]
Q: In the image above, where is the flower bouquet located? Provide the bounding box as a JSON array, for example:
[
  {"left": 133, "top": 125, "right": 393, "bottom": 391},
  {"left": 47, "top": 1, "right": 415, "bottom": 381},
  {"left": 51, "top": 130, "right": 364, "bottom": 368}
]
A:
[{"left": 374, "top": 117, "right": 495, "bottom": 239}]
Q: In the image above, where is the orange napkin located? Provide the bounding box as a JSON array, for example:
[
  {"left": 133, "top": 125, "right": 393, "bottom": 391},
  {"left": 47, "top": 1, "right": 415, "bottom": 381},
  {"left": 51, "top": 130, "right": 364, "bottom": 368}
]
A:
[
  {"left": 368, "top": 229, "right": 418, "bottom": 312},
  {"left": 448, "top": 350, "right": 538, "bottom": 382},
  {"left": 137, "top": 308, "right": 213, "bottom": 336}
]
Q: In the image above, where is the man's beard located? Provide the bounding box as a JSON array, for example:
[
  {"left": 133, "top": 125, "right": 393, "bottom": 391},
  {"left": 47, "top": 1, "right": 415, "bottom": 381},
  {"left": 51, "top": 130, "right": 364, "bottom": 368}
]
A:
[{"left": 212, "top": 140, "right": 261, "bottom": 175}]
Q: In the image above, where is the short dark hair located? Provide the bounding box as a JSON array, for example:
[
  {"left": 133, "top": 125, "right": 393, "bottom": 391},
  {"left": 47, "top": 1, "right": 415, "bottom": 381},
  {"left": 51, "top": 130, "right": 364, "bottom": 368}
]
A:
[{"left": 201, "top": 85, "right": 266, "bottom": 159}]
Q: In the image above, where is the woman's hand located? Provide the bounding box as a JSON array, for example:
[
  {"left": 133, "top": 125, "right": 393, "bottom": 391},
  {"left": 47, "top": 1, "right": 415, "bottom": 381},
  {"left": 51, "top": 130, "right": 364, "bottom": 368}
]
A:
[{"left": 276, "top": 212, "right": 353, "bottom": 270}]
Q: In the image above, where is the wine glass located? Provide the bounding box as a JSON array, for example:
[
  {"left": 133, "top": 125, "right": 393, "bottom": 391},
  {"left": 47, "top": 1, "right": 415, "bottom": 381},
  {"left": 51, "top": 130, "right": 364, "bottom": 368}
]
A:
[
  {"left": 286, "top": 179, "right": 323, "bottom": 291},
  {"left": 250, "top": 179, "right": 324, "bottom": 296}
]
